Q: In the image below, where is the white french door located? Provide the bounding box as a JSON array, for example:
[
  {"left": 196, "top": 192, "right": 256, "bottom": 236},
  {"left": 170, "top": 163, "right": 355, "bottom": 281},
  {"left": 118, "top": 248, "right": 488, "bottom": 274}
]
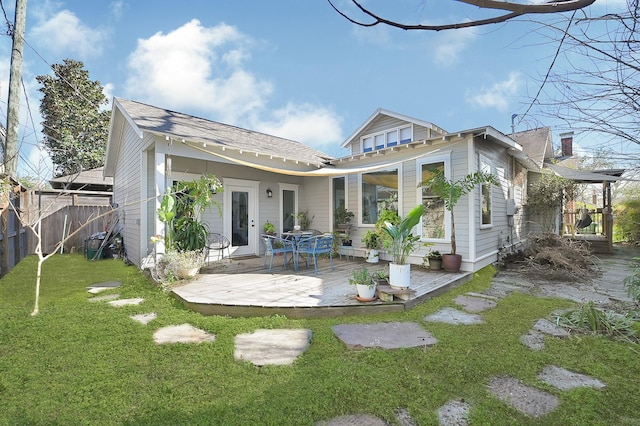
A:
[{"left": 223, "top": 179, "right": 259, "bottom": 256}]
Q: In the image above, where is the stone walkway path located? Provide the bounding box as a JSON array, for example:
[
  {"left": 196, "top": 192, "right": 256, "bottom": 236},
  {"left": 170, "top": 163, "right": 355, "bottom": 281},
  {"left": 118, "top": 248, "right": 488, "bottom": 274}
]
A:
[{"left": 86, "top": 246, "right": 636, "bottom": 425}]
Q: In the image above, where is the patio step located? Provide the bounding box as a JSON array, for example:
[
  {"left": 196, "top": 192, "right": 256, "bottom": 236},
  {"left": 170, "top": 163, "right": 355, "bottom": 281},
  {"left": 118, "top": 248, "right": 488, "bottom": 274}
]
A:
[{"left": 377, "top": 284, "right": 416, "bottom": 302}]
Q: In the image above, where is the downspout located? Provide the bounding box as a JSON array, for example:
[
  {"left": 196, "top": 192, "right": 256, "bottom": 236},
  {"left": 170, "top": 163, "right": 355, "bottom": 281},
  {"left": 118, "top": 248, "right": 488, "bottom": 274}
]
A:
[{"left": 468, "top": 136, "right": 476, "bottom": 264}]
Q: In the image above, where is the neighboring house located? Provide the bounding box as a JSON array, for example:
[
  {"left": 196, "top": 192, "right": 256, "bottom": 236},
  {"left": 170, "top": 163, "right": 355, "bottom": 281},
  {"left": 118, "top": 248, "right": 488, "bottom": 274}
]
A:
[
  {"left": 514, "top": 129, "right": 623, "bottom": 253},
  {"left": 104, "top": 98, "right": 539, "bottom": 272}
]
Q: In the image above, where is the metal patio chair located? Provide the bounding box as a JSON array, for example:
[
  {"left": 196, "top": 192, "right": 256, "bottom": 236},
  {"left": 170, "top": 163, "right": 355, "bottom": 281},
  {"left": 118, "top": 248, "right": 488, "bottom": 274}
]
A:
[
  {"left": 262, "top": 235, "right": 296, "bottom": 272},
  {"left": 205, "top": 233, "right": 231, "bottom": 265},
  {"left": 295, "top": 234, "right": 334, "bottom": 273}
]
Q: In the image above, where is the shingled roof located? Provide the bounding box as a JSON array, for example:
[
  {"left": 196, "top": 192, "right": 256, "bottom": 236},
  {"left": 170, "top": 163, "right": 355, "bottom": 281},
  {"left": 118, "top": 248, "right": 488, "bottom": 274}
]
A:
[
  {"left": 513, "top": 127, "right": 553, "bottom": 169},
  {"left": 114, "top": 98, "right": 333, "bottom": 167}
]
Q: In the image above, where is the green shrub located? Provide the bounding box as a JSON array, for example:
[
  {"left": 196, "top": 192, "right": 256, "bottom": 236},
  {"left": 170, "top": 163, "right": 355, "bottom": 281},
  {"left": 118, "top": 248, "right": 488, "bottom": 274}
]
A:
[{"left": 614, "top": 198, "right": 640, "bottom": 243}]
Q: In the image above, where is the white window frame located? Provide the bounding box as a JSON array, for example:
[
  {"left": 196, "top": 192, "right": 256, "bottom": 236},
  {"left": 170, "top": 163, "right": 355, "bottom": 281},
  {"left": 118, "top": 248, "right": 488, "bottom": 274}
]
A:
[
  {"left": 416, "top": 153, "right": 451, "bottom": 242},
  {"left": 358, "top": 166, "right": 401, "bottom": 227},
  {"left": 479, "top": 155, "right": 493, "bottom": 229},
  {"left": 360, "top": 124, "right": 414, "bottom": 151},
  {"left": 279, "top": 183, "right": 299, "bottom": 233}
]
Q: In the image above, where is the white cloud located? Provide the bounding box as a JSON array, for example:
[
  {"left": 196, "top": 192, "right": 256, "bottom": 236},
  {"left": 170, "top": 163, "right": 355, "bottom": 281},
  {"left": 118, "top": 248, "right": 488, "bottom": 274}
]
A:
[
  {"left": 251, "top": 103, "right": 344, "bottom": 153},
  {"left": 432, "top": 27, "right": 476, "bottom": 66},
  {"left": 30, "top": 9, "right": 108, "bottom": 58},
  {"left": 125, "top": 19, "right": 272, "bottom": 124},
  {"left": 125, "top": 19, "right": 344, "bottom": 152},
  {"left": 466, "top": 72, "right": 522, "bottom": 111}
]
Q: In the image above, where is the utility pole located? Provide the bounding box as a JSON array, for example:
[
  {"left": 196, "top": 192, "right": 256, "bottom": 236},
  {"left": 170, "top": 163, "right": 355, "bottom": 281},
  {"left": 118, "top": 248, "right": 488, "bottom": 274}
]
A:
[{"left": 3, "top": 0, "right": 27, "bottom": 177}]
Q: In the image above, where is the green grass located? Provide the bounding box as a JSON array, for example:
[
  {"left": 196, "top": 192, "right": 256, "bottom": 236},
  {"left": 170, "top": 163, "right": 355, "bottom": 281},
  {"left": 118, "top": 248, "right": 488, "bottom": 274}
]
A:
[{"left": 1, "top": 255, "right": 639, "bottom": 425}]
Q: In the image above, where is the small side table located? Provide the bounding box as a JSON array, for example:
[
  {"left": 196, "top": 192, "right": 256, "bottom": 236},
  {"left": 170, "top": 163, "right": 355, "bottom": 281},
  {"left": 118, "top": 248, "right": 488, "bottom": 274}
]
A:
[{"left": 339, "top": 245, "right": 354, "bottom": 261}]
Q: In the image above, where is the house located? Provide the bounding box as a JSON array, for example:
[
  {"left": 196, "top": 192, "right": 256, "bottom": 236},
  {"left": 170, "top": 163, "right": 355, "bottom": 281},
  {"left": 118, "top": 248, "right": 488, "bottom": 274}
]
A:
[
  {"left": 514, "top": 128, "right": 623, "bottom": 253},
  {"left": 104, "top": 98, "right": 537, "bottom": 272}
]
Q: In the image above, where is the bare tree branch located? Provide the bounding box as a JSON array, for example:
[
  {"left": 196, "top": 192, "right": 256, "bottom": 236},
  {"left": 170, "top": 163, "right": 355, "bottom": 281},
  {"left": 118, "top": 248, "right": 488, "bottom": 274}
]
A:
[{"left": 328, "top": 0, "right": 596, "bottom": 31}]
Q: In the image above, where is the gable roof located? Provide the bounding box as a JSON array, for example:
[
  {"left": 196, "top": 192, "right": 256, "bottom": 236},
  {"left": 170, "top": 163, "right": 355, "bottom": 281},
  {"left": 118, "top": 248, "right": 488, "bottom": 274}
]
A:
[
  {"left": 341, "top": 108, "right": 447, "bottom": 148},
  {"left": 106, "top": 98, "right": 333, "bottom": 173},
  {"left": 513, "top": 127, "right": 553, "bottom": 169},
  {"left": 49, "top": 167, "right": 113, "bottom": 191}
]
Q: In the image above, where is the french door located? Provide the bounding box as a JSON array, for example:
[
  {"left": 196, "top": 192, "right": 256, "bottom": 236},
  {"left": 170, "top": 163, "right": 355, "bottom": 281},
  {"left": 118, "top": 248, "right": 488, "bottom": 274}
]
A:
[{"left": 223, "top": 179, "right": 259, "bottom": 257}]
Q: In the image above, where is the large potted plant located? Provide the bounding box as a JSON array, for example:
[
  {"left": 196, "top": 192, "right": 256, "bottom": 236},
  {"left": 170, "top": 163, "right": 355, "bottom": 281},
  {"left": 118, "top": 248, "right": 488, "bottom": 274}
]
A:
[
  {"left": 419, "top": 169, "right": 498, "bottom": 272},
  {"left": 379, "top": 204, "right": 425, "bottom": 289}
]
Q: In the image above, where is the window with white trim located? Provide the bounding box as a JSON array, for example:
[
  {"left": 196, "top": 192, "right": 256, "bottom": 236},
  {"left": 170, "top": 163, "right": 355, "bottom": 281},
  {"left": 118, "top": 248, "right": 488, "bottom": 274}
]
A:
[
  {"left": 361, "top": 169, "right": 398, "bottom": 225},
  {"left": 420, "top": 162, "right": 446, "bottom": 239},
  {"left": 480, "top": 156, "right": 493, "bottom": 226},
  {"left": 359, "top": 125, "right": 413, "bottom": 151}
]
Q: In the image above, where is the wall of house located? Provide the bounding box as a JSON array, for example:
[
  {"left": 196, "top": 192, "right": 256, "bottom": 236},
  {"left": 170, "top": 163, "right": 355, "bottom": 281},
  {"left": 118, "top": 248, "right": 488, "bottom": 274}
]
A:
[{"left": 112, "top": 125, "right": 150, "bottom": 266}]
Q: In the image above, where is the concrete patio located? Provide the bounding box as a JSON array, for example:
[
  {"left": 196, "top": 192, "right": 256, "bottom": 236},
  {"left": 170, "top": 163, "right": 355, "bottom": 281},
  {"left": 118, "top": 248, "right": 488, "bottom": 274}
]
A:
[{"left": 171, "top": 255, "right": 472, "bottom": 318}]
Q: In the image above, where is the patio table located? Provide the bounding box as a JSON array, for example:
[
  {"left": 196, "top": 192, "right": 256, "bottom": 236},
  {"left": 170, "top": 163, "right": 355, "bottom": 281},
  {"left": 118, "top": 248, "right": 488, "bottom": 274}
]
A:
[{"left": 282, "top": 231, "right": 313, "bottom": 270}]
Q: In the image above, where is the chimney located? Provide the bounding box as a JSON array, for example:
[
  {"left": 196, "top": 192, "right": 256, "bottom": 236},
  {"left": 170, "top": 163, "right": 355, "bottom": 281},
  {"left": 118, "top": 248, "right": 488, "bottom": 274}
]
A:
[{"left": 560, "top": 131, "right": 573, "bottom": 157}]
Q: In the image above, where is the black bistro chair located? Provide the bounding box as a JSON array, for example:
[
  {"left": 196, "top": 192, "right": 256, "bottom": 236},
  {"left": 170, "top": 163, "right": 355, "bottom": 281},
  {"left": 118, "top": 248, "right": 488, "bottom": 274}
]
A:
[{"left": 205, "top": 233, "right": 231, "bottom": 265}]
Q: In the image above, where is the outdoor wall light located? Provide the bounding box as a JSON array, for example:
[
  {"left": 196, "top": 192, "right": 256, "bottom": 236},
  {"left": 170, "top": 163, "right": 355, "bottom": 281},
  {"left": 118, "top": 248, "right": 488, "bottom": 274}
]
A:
[
  {"left": 209, "top": 184, "right": 217, "bottom": 194},
  {"left": 266, "top": 188, "right": 273, "bottom": 198}
]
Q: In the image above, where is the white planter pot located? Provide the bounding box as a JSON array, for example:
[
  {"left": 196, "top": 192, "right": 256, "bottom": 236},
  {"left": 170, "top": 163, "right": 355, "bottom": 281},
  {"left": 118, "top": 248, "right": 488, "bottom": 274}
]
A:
[
  {"left": 355, "top": 282, "right": 377, "bottom": 299},
  {"left": 389, "top": 263, "right": 411, "bottom": 289},
  {"left": 176, "top": 266, "right": 200, "bottom": 279},
  {"left": 366, "top": 249, "right": 379, "bottom": 263}
]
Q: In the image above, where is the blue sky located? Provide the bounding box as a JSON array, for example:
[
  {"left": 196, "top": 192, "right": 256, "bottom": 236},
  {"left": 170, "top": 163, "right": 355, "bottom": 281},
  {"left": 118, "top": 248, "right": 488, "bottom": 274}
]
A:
[{"left": 0, "top": 0, "right": 631, "bottom": 178}]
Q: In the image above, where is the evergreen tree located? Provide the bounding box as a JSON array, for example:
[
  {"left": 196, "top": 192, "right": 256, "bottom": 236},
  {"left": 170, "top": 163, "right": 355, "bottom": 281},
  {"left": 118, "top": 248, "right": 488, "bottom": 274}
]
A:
[{"left": 36, "top": 59, "right": 110, "bottom": 177}]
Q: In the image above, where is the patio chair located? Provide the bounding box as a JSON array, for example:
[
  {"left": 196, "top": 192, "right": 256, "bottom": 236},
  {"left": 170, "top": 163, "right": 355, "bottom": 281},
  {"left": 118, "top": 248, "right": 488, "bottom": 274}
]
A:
[
  {"left": 296, "top": 234, "right": 334, "bottom": 273},
  {"left": 205, "top": 233, "right": 231, "bottom": 265},
  {"left": 262, "top": 235, "right": 296, "bottom": 272}
]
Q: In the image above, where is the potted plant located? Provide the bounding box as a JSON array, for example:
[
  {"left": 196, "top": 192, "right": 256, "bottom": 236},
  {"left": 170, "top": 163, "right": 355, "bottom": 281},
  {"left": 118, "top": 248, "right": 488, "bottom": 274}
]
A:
[
  {"left": 361, "top": 230, "right": 381, "bottom": 263},
  {"left": 349, "top": 266, "right": 376, "bottom": 301},
  {"left": 420, "top": 169, "right": 498, "bottom": 272},
  {"left": 379, "top": 204, "right": 425, "bottom": 289},
  {"left": 295, "top": 210, "right": 314, "bottom": 230},
  {"left": 334, "top": 206, "right": 354, "bottom": 229},
  {"left": 424, "top": 249, "right": 442, "bottom": 270},
  {"left": 164, "top": 249, "right": 205, "bottom": 279},
  {"left": 263, "top": 221, "right": 276, "bottom": 236}
]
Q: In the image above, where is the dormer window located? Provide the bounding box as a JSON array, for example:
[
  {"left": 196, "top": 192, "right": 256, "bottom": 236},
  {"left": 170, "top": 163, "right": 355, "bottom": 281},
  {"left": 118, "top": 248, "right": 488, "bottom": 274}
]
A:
[{"left": 359, "top": 125, "right": 413, "bottom": 153}]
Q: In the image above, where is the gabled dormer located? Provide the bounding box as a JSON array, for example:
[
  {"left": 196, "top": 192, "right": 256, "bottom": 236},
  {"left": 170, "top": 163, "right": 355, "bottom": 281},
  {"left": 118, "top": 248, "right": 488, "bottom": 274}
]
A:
[{"left": 341, "top": 108, "right": 447, "bottom": 155}]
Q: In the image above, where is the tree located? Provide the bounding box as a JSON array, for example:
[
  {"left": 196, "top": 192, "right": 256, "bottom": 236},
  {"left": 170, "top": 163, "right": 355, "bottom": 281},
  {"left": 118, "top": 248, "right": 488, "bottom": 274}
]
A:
[
  {"left": 328, "top": 0, "right": 595, "bottom": 31},
  {"left": 528, "top": 0, "right": 640, "bottom": 159},
  {"left": 36, "top": 59, "right": 110, "bottom": 177}
]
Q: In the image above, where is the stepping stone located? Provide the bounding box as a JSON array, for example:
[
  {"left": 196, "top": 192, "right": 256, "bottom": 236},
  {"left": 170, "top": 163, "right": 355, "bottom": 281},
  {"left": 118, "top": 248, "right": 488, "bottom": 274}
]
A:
[
  {"left": 316, "top": 414, "right": 388, "bottom": 426},
  {"left": 87, "top": 281, "right": 122, "bottom": 294},
  {"left": 532, "top": 319, "right": 569, "bottom": 338},
  {"left": 520, "top": 331, "right": 546, "bottom": 351},
  {"left": 332, "top": 322, "right": 437, "bottom": 350},
  {"left": 108, "top": 298, "right": 144, "bottom": 307},
  {"left": 234, "top": 329, "right": 311, "bottom": 366},
  {"left": 130, "top": 313, "right": 157, "bottom": 324},
  {"left": 88, "top": 294, "right": 120, "bottom": 302},
  {"left": 454, "top": 295, "right": 497, "bottom": 313},
  {"left": 424, "top": 307, "right": 485, "bottom": 325},
  {"left": 466, "top": 291, "right": 500, "bottom": 301},
  {"left": 488, "top": 376, "right": 559, "bottom": 418},
  {"left": 538, "top": 365, "right": 606, "bottom": 391},
  {"left": 153, "top": 324, "right": 216, "bottom": 344},
  {"left": 438, "top": 400, "right": 471, "bottom": 426}
]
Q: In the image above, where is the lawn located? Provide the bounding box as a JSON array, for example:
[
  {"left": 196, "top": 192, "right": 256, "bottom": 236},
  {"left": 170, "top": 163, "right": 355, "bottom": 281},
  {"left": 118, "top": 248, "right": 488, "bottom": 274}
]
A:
[{"left": 1, "top": 254, "right": 639, "bottom": 425}]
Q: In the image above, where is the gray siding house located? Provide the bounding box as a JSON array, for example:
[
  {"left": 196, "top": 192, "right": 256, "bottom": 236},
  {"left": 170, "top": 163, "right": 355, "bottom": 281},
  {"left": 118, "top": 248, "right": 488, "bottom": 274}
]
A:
[{"left": 104, "top": 99, "right": 537, "bottom": 272}]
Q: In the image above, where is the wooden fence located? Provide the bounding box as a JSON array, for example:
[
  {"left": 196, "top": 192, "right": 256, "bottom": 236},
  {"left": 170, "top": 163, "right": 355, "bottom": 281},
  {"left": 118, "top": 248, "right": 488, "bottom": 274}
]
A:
[{"left": 29, "top": 205, "right": 114, "bottom": 255}]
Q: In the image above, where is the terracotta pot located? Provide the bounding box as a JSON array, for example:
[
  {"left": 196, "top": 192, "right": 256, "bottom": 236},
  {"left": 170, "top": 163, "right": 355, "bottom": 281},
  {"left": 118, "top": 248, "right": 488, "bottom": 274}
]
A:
[{"left": 442, "top": 254, "right": 462, "bottom": 272}]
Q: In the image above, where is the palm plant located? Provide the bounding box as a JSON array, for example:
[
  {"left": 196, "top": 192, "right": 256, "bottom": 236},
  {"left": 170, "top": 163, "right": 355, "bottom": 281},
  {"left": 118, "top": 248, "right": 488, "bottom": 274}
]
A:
[{"left": 419, "top": 169, "right": 498, "bottom": 255}]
